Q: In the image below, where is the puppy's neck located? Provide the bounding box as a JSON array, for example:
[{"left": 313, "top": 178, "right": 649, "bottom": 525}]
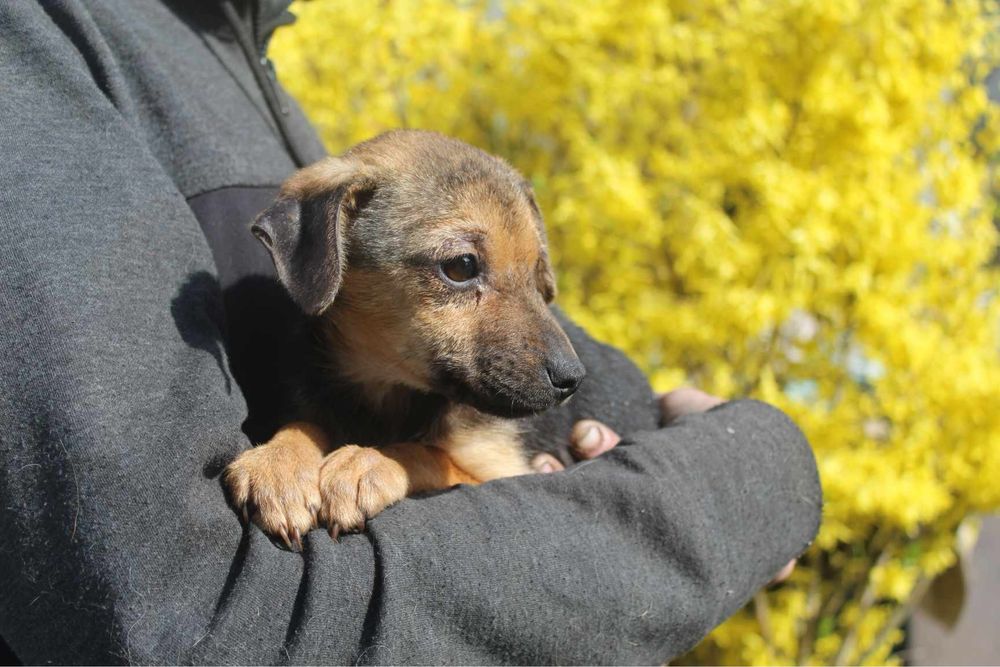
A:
[
  {"left": 315, "top": 312, "right": 445, "bottom": 438},
  {"left": 320, "top": 303, "right": 432, "bottom": 392},
  {"left": 354, "top": 379, "right": 426, "bottom": 419}
]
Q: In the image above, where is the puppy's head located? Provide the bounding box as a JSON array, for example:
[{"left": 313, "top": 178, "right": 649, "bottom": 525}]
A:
[{"left": 253, "top": 129, "right": 584, "bottom": 417}]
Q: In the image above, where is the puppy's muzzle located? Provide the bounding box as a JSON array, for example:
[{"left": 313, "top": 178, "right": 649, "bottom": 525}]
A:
[{"left": 457, "top": 328, "right": 586, "bottom": 418}]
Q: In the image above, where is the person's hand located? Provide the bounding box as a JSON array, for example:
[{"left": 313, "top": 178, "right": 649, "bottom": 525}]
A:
[
  {"left": 658, "top": 386, "right": 725, "bottom": 421},
  {"left": 528, "top": 387, "right": 724, "bottom": 472},
  {"left": 530, "top": 387, "right": 796, "bottom": 584}
]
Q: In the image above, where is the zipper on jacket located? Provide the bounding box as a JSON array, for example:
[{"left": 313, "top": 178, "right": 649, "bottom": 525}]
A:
[
  {"left": 259, "top": 55, "right": 290, "bottom": 116},
  {"left": 220, "top": 0, "right": 311, "bottom": 167}
]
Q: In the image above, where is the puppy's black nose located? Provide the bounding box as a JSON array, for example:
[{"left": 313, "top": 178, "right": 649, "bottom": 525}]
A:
[{"left": 546, "top": 356, "right": 586, "bottom": 397}]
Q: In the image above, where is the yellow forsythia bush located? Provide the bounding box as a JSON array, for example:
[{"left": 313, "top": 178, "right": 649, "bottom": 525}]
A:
[{"left": 271, "top": 1, "right": 1000, "bottom": 663}]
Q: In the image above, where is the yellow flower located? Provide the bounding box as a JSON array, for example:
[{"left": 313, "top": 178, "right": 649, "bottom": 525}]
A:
[{"left": 272, "top": 1, "right": 1000, "bottom": 663}]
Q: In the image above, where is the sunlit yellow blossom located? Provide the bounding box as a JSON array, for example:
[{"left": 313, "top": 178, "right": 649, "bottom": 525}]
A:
[{"left": 271, "top": 0, "right": 1000, "bottom": 663}]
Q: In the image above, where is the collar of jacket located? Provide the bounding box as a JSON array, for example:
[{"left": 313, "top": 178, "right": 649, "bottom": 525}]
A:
[
  {"left": 220, "top": 0, "right": 296, "bottom": 53},
  {"left": 215, "top": 0, "right": 313, "bottom": 167}
]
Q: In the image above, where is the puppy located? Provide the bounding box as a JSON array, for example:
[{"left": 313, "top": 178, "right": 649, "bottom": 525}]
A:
[{"left": 223, "top": 130, "right": 586, "bottom": 549}]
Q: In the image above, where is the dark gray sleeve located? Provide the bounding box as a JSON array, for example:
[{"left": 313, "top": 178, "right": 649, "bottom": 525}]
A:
[
  {"left": 0, "top": 3, "right": 820, "bottom": 664},
  {"left": 352, "top": 400, "right": 820, "bottom": 665}
]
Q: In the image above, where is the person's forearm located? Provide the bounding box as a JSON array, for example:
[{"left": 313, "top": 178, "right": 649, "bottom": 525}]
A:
[{"left": 334, "top": 399, "right": 820, "bottom": 665}]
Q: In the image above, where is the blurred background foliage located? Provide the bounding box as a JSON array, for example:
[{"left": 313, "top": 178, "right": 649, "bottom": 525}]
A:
[{"left": 271, "top": 0, "right": 1000, "bottom": 663}]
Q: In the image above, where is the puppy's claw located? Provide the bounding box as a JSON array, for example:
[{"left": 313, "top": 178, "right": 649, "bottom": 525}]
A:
[
  {"left": 329, "top": 523, "right": 340, "bottom": 542},
  {"left": 292, "top": 527, "right": 303, "bottom": 552},
  {"left": 277, "top": 525, "right": 293, "bottom": 551},
  {"left": 240, "top": 506, "right": 249, "bottom": 526}
]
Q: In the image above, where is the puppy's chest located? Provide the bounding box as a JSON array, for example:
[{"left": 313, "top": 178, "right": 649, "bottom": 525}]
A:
[
  {"left": 302, "top": 381, "right": 533, "bottom": 481},
  {"left": 306, "top": 386, "right": 446, "bottom": 448}
]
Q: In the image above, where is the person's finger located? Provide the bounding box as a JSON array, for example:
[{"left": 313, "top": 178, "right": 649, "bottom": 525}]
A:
[
  {"left": 570, "top": 419, "right": 621, "bottom": 459},
  {"left": 659, "top": 387, "right": 726, "bottom": 423},
  {"left": 769, "top": 559, "right": 797, "bottom": 585},
  {"left": 530, "top": 452, "right": 565, "bottom": 474}
]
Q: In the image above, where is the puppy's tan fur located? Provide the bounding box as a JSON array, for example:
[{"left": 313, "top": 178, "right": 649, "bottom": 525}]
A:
[{"left": 223, "top": 130, "right": 581, "bottom": 548}]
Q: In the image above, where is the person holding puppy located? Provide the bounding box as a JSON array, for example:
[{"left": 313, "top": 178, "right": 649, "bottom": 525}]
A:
[{"left": 0, "top": 0, "right": 821, "bottom": 664}]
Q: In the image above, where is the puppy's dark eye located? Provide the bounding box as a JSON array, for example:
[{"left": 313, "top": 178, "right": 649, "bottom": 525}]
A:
[{"left": 440, "top": 254, "right": 480, "bottom": 284}]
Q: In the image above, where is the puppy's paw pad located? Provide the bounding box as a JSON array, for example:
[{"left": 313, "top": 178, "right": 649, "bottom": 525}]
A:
[
  {"left": 223, "top": 444, "right": 322, "bottom": 550},
  {"left": 319, "top": 445, "right": 408, "bottom": 534}
]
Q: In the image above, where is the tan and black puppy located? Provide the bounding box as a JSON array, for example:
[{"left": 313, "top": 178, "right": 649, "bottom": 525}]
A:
[{"left": 224, "top": 130, "right": 586, "bottom": 549}]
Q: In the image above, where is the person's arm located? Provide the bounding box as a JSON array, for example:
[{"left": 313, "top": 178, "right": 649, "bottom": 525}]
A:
[
  {"left": 352, "top": 399, "right": 819, "bottom": 665},
  {"left": 0, "top": 4, "right": 820, "bottom": 664},
  {"left": 534, "top": 388, "right": 802, "bottom": 584}
]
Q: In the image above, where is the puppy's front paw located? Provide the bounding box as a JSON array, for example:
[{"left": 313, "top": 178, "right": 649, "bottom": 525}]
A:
[
  {"left": 223, "top": 441, "right": 323, "bottom": 551},
  {"left": 319, "top": 445, "right": 408, "bottom": 536}
]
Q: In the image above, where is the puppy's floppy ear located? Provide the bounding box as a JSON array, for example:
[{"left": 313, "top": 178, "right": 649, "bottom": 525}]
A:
[
  {"left": 521, "top": 181, "right": 557, "bottom": 303},
  {"left": 252, "top": 158, "right": 373, "bottom": 315}
]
